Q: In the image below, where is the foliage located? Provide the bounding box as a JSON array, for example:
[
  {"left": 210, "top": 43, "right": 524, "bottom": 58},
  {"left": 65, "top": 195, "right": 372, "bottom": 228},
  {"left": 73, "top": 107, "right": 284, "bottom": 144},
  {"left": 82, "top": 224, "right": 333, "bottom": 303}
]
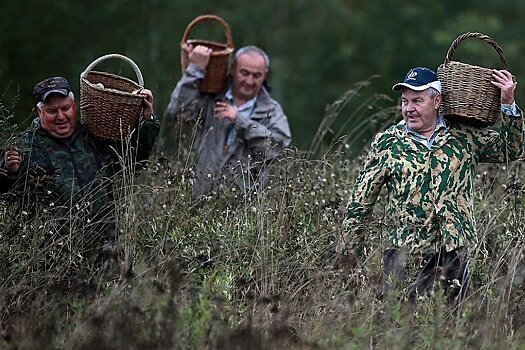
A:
[
  {"left": 0, "top": 76, "right": 20, "bottom": 150},
  {"left": 2, "top": 1, "right": 525, "bottom": 148},
  {"left": 1, "top": 85, "right": 525, "bottom": 349}
]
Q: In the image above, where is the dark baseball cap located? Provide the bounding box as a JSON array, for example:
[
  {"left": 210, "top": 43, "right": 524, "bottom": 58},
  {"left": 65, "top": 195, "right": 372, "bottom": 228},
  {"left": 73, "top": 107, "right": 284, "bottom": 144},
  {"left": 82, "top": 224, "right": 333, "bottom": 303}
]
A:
[
  {"left": 33, "top": 76, "right": 72, "bottom": 103},
  {"left": 392, "top": 67, "right": 442, "bottom": 93}
]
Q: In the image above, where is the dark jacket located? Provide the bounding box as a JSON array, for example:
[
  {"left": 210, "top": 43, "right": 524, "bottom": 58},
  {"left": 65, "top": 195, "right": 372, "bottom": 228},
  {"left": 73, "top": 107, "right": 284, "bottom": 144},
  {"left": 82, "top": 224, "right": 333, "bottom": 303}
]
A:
[{"left": 0, "top": 116, "right": 160, "bottom": 241}]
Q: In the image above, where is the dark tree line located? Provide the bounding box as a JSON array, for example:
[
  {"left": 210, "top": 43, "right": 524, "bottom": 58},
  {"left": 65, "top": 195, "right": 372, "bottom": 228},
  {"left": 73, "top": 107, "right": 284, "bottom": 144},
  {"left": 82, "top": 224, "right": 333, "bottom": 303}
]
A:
[{"left": 1, "top": 0, "right": 524, "bottom": 149}]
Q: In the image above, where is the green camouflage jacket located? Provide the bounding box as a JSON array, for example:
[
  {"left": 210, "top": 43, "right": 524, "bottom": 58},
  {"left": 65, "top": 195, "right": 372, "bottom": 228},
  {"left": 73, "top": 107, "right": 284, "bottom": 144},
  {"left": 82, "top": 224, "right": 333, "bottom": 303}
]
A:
[
  {"left": 1, "top": 117, "right": 159, "bottom": 240},
  {"left": 339, "top": 111, "right": 524, "bottom": 255}
]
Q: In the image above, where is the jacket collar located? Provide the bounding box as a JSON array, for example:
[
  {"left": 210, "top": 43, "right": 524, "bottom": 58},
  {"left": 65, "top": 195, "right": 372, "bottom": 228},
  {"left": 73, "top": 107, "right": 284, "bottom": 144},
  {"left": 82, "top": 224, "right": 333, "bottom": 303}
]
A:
[
  {"left": 393, "top": 116, "right": 451, "bottom": 151},
  {"left": 221, "top": 83, "right": 274, "bottom": 119}
]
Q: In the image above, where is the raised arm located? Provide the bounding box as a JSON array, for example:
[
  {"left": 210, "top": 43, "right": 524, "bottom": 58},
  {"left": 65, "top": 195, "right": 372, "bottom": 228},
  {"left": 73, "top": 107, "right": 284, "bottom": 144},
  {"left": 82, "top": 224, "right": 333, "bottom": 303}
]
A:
[
  {"left": 477, "top": 70, "right": 524, "bottom": 162},
  {"left": 165, "top": 45, "right": 211, "bottom": 122}
]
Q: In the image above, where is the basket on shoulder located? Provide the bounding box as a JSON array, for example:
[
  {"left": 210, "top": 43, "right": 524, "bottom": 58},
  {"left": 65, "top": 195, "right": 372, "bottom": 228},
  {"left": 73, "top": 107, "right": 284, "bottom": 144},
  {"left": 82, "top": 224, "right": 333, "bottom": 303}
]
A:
[
  {"left": 180, "top": 14, "right": 235, "bottom": 93},
  {"left": 437, "top": 32, "right": 513, "bottom": 128},
  {"left": 80, "top": 53, "right": 146, "bottom": 140}
]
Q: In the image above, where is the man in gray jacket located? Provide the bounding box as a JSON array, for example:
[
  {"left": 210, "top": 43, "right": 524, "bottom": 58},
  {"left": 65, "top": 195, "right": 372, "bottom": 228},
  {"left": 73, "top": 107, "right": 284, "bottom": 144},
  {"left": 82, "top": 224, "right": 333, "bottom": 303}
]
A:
[{"left": 166, "top": 45, "right": 292, "bottom": 198}]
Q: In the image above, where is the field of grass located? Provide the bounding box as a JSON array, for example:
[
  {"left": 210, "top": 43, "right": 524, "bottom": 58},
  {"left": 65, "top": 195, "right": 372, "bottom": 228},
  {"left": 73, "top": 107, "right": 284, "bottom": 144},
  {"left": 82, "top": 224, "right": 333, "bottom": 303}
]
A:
[{"left": 1, "top": 85, "right": 524, "bottom": 349}]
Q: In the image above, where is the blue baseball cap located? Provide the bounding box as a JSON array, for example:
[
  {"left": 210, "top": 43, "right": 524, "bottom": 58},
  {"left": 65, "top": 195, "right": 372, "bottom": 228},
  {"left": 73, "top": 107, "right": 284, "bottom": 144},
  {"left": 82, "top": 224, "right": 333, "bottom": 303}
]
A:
[{"left": 392, "top": 67, "right": 442, "bottom": 93}]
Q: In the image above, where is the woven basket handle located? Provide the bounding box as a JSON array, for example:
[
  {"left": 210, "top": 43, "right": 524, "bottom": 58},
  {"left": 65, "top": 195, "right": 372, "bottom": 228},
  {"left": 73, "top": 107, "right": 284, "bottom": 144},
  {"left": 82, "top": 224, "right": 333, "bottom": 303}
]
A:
[
  {"left": 180, "top": 14, "right": 234, "bottom": 50},
  {"left": 444, "top": 32, "right": 509, "bottom": 70},
  {"left": 80, "top": 53, "right": 144, "bottom": 86}
]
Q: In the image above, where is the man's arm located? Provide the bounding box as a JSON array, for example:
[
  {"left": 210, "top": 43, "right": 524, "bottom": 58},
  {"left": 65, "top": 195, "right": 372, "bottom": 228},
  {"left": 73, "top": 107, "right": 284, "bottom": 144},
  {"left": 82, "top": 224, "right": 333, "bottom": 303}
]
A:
[
  {"left": 0, "top": 150, "right": 16, "bottom": 194},
  {"left": 0, "top": 134, "right": 48, "bottom": 194},
  {"left": 165, "top": 45, "right": 211, "bottom": 122},
  {"left": 478, "top": 70, "right": 524, "bottom": 162},
  {"left": 235, "top": 101, "right": 292, "bottom": 161},
  {"left": 478, "top": 108, "right": 524, "bottom": 163},
  {"left": 132, "top": 117, "right": 160, "bottom": 163},
  {"left": 337, "top": 133, "right": 391, "bottom": 256},
  {"left": 130, "top": 88, "right": 161, "bottom": 163}
]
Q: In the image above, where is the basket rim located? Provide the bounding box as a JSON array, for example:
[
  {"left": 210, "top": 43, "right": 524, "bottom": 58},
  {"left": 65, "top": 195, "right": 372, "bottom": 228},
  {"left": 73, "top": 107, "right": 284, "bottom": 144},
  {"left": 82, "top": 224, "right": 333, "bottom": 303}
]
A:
[
  {"left": 80, "top": 53, "right": 144, "bottom": 86},
  {"left": 438, "top": 60, "right": 497, "bottom": 71},
  {"left": 181, "top": 39, "right": 234, "bottom": 56},
  {"left": 81, "top": 71, "right": 145, "bottom": 98}
]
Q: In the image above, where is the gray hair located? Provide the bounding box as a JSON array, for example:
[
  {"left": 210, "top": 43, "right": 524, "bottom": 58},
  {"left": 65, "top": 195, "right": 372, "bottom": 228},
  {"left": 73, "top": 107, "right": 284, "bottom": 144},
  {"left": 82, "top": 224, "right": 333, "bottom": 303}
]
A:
[
  {"left": 37, "top": 91, "right": 75, "bottom": 108},
  {"left": 235, "top": 45, "right": 270, "bottom": 70},
  {"left": 427, "top": 87, "right": 440, "bottom": 99}
]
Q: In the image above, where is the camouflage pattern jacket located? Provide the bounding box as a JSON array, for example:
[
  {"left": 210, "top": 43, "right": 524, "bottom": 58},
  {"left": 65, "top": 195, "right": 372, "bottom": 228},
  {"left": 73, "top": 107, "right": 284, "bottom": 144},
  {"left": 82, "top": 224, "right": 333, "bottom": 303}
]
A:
[
  {"left": 340, "top": 111, "right": 524, "bottom": 256},
  {"left": 166, "top": 64, "right": 292, "bottom": 196},
  {"left": 1, "top": 117, "right": 159, "bottom": 239}
]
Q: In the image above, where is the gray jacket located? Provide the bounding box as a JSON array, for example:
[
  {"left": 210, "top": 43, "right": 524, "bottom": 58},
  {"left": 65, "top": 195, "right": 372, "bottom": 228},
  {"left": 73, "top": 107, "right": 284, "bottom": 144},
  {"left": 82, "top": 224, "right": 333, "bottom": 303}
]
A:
[{"left": 166, "top": 64, "right": 292, "bottom": 196}]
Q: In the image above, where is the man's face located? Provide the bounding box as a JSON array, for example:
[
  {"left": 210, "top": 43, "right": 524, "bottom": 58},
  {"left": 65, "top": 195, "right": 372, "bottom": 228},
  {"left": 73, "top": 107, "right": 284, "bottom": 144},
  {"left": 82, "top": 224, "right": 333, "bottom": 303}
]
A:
[
  {"left": 37, "top": 94, "right": 77, "bottom": 138},
  {"left": 231, "top": 52, "right": 267, "bottom": 102},
  {"left": 401, "top": 88, "right": 441, "bottom": 135}
]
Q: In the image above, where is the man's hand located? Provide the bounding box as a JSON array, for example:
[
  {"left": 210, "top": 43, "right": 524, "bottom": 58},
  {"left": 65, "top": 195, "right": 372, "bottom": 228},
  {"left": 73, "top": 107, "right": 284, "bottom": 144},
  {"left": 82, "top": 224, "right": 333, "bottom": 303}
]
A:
[
  {"left": 139, "top": 88, "right": 154, "bottom": 121},
  {"left": 187, "top": 44, "right": 212, "bottom": 70},
  {"left": 491, "top": 69, "right": 517, "bottom": 104},
  {"left": 4, "top": 148, "right": 21, "bottom": 174},
  {"left": 214, "top": 101, "right": 237, "bottom": 122}
]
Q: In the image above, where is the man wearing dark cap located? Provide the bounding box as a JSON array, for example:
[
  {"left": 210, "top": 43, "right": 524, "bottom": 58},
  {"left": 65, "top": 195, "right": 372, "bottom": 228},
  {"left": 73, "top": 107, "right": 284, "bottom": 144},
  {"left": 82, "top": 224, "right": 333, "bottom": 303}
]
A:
[
  {"left": 1, "top": 76, "right": 160, "bottom": 258},
  {"left": 337, "top": 67, "right": 524, "bottom": 303}
]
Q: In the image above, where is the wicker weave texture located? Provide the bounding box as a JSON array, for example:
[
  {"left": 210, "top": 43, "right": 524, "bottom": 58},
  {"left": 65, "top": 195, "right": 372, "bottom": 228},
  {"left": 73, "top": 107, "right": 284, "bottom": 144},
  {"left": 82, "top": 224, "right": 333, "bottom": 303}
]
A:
[
  {"left": 180, "top": 14, "right": 234, "bottom": 93},
  {"left": 437, "top": 32, "right": 509, "bottom": 127},
  {"left": 438, "top": 61, "right": 501, "bottom": 127},
  {"left": 80, "top": 54, "right": 145, "bottom": 140}
]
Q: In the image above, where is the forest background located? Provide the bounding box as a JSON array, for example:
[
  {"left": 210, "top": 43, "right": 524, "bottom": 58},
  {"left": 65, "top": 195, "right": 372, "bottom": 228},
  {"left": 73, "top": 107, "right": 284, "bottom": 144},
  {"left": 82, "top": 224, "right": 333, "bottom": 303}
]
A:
[
  {"left": 1, "top": 0, "right": 525, "bottom": 151},
  {"left": 2, "top": 1, "right": 525, "bottom": 348}
]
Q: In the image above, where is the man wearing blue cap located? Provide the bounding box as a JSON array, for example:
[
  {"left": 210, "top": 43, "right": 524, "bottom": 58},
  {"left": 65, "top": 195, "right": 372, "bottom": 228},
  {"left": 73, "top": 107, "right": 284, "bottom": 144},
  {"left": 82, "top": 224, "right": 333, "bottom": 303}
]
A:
[{"left": 337, "top": 67, "right": 524, "bottom": 303}]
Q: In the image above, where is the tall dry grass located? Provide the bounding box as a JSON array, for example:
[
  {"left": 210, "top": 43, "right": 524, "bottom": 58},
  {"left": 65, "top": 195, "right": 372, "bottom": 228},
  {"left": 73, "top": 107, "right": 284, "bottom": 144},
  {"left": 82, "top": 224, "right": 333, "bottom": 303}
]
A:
[{"left": 1, "top": 79, "right": 524, "bottom": 349}]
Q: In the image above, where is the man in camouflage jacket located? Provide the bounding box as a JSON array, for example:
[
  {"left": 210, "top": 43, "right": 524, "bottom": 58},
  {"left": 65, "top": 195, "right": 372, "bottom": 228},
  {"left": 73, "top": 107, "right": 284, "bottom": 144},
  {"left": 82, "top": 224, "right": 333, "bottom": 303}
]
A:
[
  {"left": 337, "top": 67, "right": 524, "bottom": 301},
  {"left": 1, "top": 77, "right": 159, "bottom": 249}
]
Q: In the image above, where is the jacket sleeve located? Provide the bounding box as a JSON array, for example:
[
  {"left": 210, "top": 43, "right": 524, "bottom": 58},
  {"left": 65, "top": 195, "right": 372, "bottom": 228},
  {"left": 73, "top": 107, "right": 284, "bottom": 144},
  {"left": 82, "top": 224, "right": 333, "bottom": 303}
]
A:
[
  {"left": 0, "top": 160, "right": 23, "bottom": 194},
  {"left": 0, "top": 131, "right": 41, "bottom": 194},
  {"left": 0, "top": 153, "right": 14, "bottom": 194},
  {"left": 477, "top": 106, "right": 524, "bottom": 163},
  {"left": 133, "top": 117, "right": 161, "bottom": 163},
  {"left": 164, "top": 64, "right": 207, "bottom": 123},
  {"left": 0, "top": 162, "right": 29, "bottom": 194},
  {"left": 234, "top": 101, "right": 292, "bottom": 162},
  {"left": 337, "top": 133, "right": 391, "bottom": 255}
]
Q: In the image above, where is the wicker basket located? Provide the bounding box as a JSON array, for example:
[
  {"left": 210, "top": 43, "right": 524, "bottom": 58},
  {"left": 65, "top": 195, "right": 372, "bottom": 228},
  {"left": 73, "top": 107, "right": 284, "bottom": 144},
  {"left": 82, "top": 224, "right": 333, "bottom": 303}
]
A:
[
  {"left": 180, "top": 14, "right": 234, "bottom": 93},
  {"left": 80, "top": 54, "right": 145, "bottom": 140},
  {"left": 437, "top": 32, "right": 509, "bottom": 127}
]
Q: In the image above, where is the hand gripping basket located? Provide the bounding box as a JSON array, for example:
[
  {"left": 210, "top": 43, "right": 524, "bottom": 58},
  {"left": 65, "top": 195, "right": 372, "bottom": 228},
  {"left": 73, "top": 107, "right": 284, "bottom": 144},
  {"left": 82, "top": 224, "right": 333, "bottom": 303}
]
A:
[
  {"left": 437, "top": 32, "right": 510, "bottom": 127},
  {"left": 80, "top": 54, "right": 145, "bottom": 140},
  {"left": 180, "top": 14, "right": 234, "bottom": 93}
]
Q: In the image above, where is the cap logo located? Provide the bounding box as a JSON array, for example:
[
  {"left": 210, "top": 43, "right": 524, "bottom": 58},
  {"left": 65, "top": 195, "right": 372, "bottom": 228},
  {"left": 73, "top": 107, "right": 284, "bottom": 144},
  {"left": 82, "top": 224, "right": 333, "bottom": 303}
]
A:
[{"left": 407, "top": 71, "right": 418, "bottom": 80}]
